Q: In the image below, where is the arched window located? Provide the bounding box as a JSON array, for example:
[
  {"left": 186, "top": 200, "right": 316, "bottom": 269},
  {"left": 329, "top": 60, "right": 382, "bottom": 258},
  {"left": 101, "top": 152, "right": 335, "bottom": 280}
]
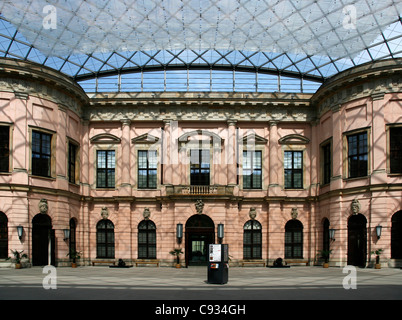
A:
[
  {"left": 96, "top": 219, "right": 115, "bottom": 259},
  {"left": 138, "top": 220, "right": 156, "bottom": 259},
  {"left": 285, "top": 220, "right": 303, "bottom": 259},
  {"left": 391, "top": 211, "right": 402, "bottom": 259},
  {"left": 243, "top": 220, "right": 262, "bottom": 259},
  {"left": 0, "top": 212, "right": 8, "bottom": 259}
]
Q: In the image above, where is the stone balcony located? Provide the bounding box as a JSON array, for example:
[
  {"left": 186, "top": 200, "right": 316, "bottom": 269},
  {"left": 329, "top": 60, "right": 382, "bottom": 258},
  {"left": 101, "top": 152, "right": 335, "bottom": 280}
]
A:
[{"left": 165, "top": 185, "right": 235, "bottom": 198}]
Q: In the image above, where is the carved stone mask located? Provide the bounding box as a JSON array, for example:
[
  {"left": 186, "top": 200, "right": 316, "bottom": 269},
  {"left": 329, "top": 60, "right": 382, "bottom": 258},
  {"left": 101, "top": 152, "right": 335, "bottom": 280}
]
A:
[{"left": 38, "top": 199, "right": 48, "bottom": 214}]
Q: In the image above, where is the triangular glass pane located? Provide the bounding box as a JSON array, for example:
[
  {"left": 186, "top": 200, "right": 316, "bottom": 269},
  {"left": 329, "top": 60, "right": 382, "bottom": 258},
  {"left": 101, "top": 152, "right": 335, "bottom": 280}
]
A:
[{"left": 27, "top": 47, "right": 47, "bottom": 64}]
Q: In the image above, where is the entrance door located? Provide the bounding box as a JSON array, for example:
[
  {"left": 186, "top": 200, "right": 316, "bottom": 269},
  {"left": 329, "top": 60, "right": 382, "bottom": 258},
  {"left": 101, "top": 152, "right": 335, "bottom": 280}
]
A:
[
  {"left": 185, "top": 214, "right": 214, "bottom": 266},
  {"left": 32, "top": 214, "right": 55, "bottom": 266},
  {"left": 348, "top": 214, "right": 367, "bottom": 267}
]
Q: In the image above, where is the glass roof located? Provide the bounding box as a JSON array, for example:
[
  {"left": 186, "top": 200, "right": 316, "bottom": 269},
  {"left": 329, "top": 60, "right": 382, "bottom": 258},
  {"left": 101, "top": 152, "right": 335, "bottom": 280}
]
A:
[{"left": 0, "top": 0, "right": 401, "bottom": 93}]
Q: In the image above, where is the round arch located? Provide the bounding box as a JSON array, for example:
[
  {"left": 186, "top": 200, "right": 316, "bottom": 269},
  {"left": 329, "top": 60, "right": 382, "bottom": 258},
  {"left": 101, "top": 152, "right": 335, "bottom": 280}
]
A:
[
  {"left": 391, "top": 210, "right": 402, "bottom": 259},
  {"left": 32, "top": 213, "right": 55, "bottom": 266},
  {"left": 243, "top": 220, "right": 262, "bottom": 260},
  {"left": 96, "top": 219, "right": 115, "bottom": 259},
  {"left": 185, "top": 214, "right": 215, "bottom": 266},
  {"left": 0, "top": 212, "right": 8, "bottom": 259},
  {"left": 138, "top": 220, "right": 157, "bottom": 259},
  {"left": 284, "top": 219, "right": 304, "bottom": 259},
  {"left": 347, "top": 214, "right": 367, "bottom": 267}
]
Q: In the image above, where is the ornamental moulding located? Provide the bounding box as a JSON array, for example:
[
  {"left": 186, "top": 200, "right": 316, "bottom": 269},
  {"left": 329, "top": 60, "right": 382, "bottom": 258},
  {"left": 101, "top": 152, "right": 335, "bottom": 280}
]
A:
[
  {"left": 90, "top": 133, "right": 121, "bottom": 144},
  {"left": 279, "top": 134, "right": 310, "bottom": 145}
]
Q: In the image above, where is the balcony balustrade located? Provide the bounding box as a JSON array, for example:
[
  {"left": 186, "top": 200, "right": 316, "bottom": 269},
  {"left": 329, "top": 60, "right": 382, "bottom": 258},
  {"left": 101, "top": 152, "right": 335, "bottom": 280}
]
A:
[{"left": 165, "top": 185, "right": 234, "bottom": 197}]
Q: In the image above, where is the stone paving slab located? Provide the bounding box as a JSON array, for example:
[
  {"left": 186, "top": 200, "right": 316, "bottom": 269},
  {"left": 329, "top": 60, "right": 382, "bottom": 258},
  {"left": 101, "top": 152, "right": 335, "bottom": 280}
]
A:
[{"left": 0, "top": 266, "right": 401, "bottom": 301}]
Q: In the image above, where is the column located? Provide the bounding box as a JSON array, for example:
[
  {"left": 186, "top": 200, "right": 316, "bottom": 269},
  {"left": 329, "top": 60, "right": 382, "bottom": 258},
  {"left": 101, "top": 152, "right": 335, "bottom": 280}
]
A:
[
  {"left": 370, "top": 94, "right": 387, "bottom": 184},
  {"left": 226, "top": 120, "right": 237, "bottom": 186},
  {"left": 268, "top": 121, "right": 280, "bottom": 196},
  {"left": 119, "top": 118, "right": 131, "bottom": 197},
  {"left": 80, "top": 120, "right": 90, "bottom": 197},
  {"left": 331, "top": 105, "right": 343, "bottom": 190},
  {"left": 163, "top": 120, "right": 172, "bottom": 185},
  {"left": 11, "top": 92, "right": 29, "bottom": 185},
  {"left": 56, "top": 106, "right": 68, "bottom": 190}
]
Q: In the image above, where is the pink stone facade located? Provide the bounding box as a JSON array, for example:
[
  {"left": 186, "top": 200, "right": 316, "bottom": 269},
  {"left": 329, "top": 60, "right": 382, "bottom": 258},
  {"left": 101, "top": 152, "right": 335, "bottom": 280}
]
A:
[{"left": 0, "top": 57, "right": 401, "bottom": 268}]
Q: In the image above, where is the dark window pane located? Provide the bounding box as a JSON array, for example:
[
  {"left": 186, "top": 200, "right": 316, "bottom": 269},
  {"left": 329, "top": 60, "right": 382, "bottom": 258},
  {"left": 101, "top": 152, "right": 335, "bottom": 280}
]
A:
[
  {"left": 243, "top": 220, "right": 262, "bottom": 259},
  {"left": 322, "top": 143, "right": 331, "bottom": 184},
  {"left": 68, "top": 143, "right": 78, "bottom": 184},
  {"left": 285, "top": 220, "right": 303, "bottom": 259},
  {"left": 0, "top": 126, "right": 10, "bottom": 172},
  {"left": 190, "top": 149, "right": 210, "bottom": 185},
  {"left": 138, "top": 220, "right": 157, "bottom": 259},
  {"left": 32, "top": 131, "right": 52, "bottom": 177},
  {"left": 138, "top": 150, "right": 158, "bottom": 189},
  {"left": 243, "top": 151, "right": 262, "bottom": 189},
  {"left": 284, "top": 151, "right": 303, "bottom": 189},
  {"left": 348, "top": 132, "right": 367, "bottom": 178},
  {"left": 96, "top": 220, "right": 115, "bottom": 258},
  {"left": 97, "top": 150, "right": 115, "bottom": 188},
  {"left": 390, "top": 127, "right": 402, "bottom": 174}
]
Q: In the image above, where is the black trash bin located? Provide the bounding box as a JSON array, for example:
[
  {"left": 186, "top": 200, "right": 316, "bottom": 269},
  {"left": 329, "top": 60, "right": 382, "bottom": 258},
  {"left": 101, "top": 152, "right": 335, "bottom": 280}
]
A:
[{"left": 207, "top": 244, "right": 229, "bottom": 284}]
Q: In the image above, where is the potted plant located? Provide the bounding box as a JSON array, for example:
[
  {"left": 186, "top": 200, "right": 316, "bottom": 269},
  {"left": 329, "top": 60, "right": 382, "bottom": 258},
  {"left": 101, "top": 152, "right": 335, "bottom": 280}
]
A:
[
  {"left": 169, "top": 248, "right": 183, "bottom": 268},
  {"left": 67, "top": 249, "right": 81, "bottom": 268},
  {"left": 7, "top": 250, "right": 28, "bottom": 269},
  {"left": 317, "top": 249, "right": 332, "bottom": 268},
  {"left": 371, "top": 248, "right": 383, "bottom": 269}
]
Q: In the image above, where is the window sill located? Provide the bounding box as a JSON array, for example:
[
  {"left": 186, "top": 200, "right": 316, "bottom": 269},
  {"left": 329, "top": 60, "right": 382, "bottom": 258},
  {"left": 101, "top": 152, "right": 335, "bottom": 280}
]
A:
[
  {"left": 343, "top": 175, "right": 369, "bottom": 181},
  {"left": 30, "top": 174, "right": 56, "bottom": 181}
]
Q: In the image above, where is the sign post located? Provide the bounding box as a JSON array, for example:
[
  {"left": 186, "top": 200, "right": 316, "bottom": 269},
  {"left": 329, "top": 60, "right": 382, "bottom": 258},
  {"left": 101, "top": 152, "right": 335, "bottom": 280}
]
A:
[{"left": 207, "top": 244, "right": 229, "bottom": 284}]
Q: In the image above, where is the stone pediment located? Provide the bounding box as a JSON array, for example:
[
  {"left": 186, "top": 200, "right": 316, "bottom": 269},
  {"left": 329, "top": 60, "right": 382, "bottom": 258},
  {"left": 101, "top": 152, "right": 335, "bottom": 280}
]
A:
[
  {"left": 278, "top": 134, "right": 310, "bottom": 145},
  {"left": 90, "top": 133, "right": 121, "bottom": 144},
  {"left": 242, "top": 133, "right": 267, "bottom": 144},
  {"left": 131, "top": 133, "right": 160, "bottom": 144},
  {"left": 178, "top": 130, "right": 223, "bottom": 143}
]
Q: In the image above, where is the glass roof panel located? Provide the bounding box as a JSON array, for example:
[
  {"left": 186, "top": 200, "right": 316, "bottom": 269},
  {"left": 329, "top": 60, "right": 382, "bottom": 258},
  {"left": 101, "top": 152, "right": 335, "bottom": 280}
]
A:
[{"left": 0, "top": 0, "right": 400, "bottom": 93}]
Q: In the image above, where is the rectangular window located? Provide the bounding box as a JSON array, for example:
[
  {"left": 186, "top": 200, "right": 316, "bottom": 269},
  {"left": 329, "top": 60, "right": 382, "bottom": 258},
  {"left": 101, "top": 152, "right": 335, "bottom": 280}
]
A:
[
  {"left": 347, "top": 132, "right": 368, "bottom": 178},
  {"left": 0, "top": 126, "right": 10, "bottom": 173},
  {"left": 284, "top": 151, "right": 303, "bottom": 189},
  {"left": 390, "top": 127, "right": 402, "bottom": 174},
  {"left": 68, "top": 142, "right": 78, "bottom": 184},
  {"left": 243, "top": 151, "right": 262, "bottom": 189},
  {"left": 97, "top": 150, "right": 115, "bottom": 188},
  {"left": 322, "top": 143, "right": 331, "bottom": 185},
  {"left": 138, "top": 150, "right": 157, "bottom": 189},
  {"left": 190, "top": 149, "right": 210, "bottom": 185},
  {"left": 32, "top": 130, "right": 52, "bottom": 177}
]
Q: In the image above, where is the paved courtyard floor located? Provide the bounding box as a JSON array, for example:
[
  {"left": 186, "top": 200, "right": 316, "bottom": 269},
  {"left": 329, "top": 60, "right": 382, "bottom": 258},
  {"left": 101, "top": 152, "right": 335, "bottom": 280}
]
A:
[{"left": 0, "top": 265, "right": 401, "bottom": 301}]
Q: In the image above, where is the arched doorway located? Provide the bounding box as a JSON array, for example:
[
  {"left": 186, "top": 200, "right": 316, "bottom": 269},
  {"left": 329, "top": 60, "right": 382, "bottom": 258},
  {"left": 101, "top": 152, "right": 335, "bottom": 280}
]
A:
[
  {"left": 32, "top": 214, "right": 55, "bottom": 266},
  {"left": 348, "top": 214, "right": 367, "bottom": 267},
  {"left": 185, "top": 214, "right": 214, "bottom": 266},
  {"left": 391, "top": 210, "right": 402, "bottom": 259},
  {"left": 0, "top": 212, "right": 8, "bottom": 259}
]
